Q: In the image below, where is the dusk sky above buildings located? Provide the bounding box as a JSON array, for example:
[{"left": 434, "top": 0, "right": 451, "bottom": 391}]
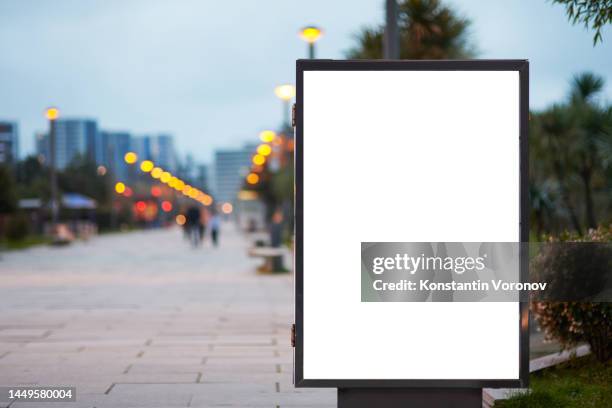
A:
[{"left": 1, "top": 0, "right": 610, "bottom": 163}]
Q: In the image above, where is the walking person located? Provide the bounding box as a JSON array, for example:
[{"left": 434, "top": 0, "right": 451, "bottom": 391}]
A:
[
  {"left": 209, "top": 210, "right": 220, "bottom": 247},
  {"left": 185, "top": 205, "right": 202, "bottom": 247}
]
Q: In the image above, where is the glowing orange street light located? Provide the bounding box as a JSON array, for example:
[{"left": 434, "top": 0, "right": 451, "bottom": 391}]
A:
[
  {"left": 274, "top": 84, "right": 296, "bottom": 101},
  {"left": 252, "top": 154, "right": 266, "bottom": 166},
  {"left": 45, "top": 107, "right": 60, "bottom": 121},
  {"left": 175, "top": 214, "right": 186, "bottom": 225},
  {"left": 168, "top": 177, "right": 178, "bottom": 188},
  {"left": 124, "top": 152, "right": 138, "bottom": 164},
  {"left": 274, "top": 84, "right": 295, "bottom": 128},
  {"left": 151, "top": 167, "right": 163, "bottom": 179},
  {"left": 182, "top": 185, "right": 192, "bottom": 195},
  {"left": 246, "top": 172, "right": 260, "bottom": 185},
  {"left": 221, "top": 202, "right": 233, "bottom": 214},
  {"left": 299, "top": 26, "right": 323, "bottom": 58},
  {"left": 259, "top": 130, "right": 276, "bottom": 143},
  {"left": 114, "top": 182, "right": 126, "bottom": 194},
  {"left": 160, "top": 172, "right": 171, "bottom": 183},
  {"left": 140, "top": 160, "right": 154, "bottom": 172},
  {"left": 202, "top": 195, "right": 213, "bottom": 206},
  {"left": 257, "top": 144, "right": 272, "bottom": 156}
]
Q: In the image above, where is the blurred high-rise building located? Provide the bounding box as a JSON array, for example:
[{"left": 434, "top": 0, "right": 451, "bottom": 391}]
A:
[
  {"left": 213, "top": 143, "right": 257, "bottom": 205},
  {"left": 196, "top": 164, "right": 210, "bottom": 192},
  {"left": 150, "top": 134, "right": 176, "bottom": 173},
  {"left": 0, "top": 121, "right": 19, "bottom": 165},
  {"left": 99, "top": 131, "right": 132, "bottom": 182},
  {"left": 132, "top": 134, "right": 176, "bottom": 173},
  {"left": 36, "top": 118, "right": 97, "bottom": 169}
]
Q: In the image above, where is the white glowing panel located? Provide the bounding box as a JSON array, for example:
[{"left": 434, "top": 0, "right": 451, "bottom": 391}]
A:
[{"left": 302, "top": 70, "right": 521, "bottom": 380}]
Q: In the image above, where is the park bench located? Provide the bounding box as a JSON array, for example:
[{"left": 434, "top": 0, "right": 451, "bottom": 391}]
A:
[{"left": 248, "top": 246, "right": 288, "bottom": 274}]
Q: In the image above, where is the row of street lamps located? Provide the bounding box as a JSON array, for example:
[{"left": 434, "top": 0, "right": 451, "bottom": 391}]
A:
[
  {"left": 117, "top": 151, "right": 214, "bottom": 207},
  {"left": 241, "top": 25, "right": 322, "bottom": 188}
]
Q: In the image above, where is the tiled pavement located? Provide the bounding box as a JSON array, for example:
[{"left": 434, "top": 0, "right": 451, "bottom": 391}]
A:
[{"left": 0, "top": 225, "right": 335, "bottom": 407}]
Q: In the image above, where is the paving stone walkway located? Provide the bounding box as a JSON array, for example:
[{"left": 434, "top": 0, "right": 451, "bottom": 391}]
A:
[{"left": 0, "top": 225, "right": 334, "bottom": 407}]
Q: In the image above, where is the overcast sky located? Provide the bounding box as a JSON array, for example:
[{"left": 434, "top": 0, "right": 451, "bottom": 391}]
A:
[{"left": 1, "top": 0, "right": 610, "bottom": 163}]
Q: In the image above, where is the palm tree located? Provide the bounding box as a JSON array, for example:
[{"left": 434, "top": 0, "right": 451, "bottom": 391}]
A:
[
  {"left": 347, "top": 0, "right": 476, "bottom": 59},
  {"left": 568, "top": 73, "right": 611, "bottom": 229},
  {"left": 536, "top": 105, "right": 584, "bottom": 234}
]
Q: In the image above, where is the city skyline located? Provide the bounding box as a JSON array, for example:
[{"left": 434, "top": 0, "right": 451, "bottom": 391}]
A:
[{"left": 1, "top": 0, "right": 611, "bottom": 163}]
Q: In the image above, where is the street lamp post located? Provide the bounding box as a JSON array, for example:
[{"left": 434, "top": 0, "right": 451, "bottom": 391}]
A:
[
  {"left": 274, "top": 84, "right": 295, "bottom": 130},
  {"left": 45, "top": 107, "right": 60, "bottom": 227},
  {"left": 299, "top": 26, "right": 323, "bottom": 59}
]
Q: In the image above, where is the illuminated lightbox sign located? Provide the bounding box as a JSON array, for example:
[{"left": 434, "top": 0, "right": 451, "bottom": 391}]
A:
[{"left": 295, "top": 60, "right": 529, "bottom": 388}]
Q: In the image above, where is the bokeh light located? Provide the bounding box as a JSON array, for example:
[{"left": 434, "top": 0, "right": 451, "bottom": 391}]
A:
[
  {"left": 45, "top": 107, "right": 60, "bottom": 121},
  {"left": 151, "top": 186, "right": 162, "bottom": 197},
  {"left": 259, "top": 130, "right": 276, "bottom": 143},
  {"left": 140, "top": 160, "right": 154, "bottom": 172},
  {"left": 114, "top": 182, "right": 126, "bottom": 194},
  {"left": 257, "top": 144, "right": 272, "bottom": 156},
  {"left": 161, "top": 201, "right": 172, "bottom": 212},
  {"left": 124, "top": 152, "right": 138, "bottom": 164},
  {"left": 151, "top": 167, "right": 163, "bottom": 179},
  {"left": 246, "top": 173, "right": 259, "bottom": 185},
  {"left": 175, "top": 214, "right": 186, "bottom": 225},
  {"left": 160, "top": 172, "right": 171, "bottom": 183},
  {"left": 252, "top": 154, "right": 265, "bottom": 166},
  {"left": 221, "top": 202, "right": 233, "bottom": 214},
  {"left": 299, "top": 26, "right": 323, "bottom": 43},
  {"left": 274, "top": 84, "right": 295, "bottom": 101}
]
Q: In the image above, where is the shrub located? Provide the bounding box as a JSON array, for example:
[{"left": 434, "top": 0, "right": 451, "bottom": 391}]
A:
[
  {"left": 531, "top": 226, "right": 612, "bottom": 362},
  {"left": 6, "top": 212, "right": 29, "bottom": 241}
]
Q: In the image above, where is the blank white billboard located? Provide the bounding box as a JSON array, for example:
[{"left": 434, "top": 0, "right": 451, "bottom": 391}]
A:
[{"left": 297, "top": 62, "right": 527, "bottom": 385}]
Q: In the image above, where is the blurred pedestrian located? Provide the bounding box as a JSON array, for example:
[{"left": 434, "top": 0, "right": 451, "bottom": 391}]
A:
[
  {"left": 210, "top": 210, "right": 220, "bottom": 247},
  {"left": 185, "top": 205, "right": 202, "bottom": 247}
]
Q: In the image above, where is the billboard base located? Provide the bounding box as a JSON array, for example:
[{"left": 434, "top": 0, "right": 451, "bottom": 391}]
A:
[{"left": 337, "top": 388, "right": 482, "bottom": 407}]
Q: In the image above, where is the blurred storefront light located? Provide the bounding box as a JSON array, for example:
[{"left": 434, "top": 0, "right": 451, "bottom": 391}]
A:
[{"left": 161, "top": 200, "right": 172, "bottom": 212}]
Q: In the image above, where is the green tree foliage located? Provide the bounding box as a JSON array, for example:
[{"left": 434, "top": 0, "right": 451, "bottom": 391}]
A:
[
  {"left": 15, "top": 155, "right": 50, "bottom": 201},
  {"left": 347, "top": 0, "right": 476, "bottom": 59},
  {"left": 0, "top": 165, "right": 18, "bottom": 214},
  {"left": 59, "top": 156, "right": 110, "bottom": 204},
  {"left": 530, "top": 72, "right": 612, "bottom": 236},
  {"left": 552, "top": 0, "right": 612, "bottom": 45}
]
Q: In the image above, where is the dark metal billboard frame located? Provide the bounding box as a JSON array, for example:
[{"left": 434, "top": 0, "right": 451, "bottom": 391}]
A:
[{"left": 294, "top": 59, "right": 529, "bottom": 390}]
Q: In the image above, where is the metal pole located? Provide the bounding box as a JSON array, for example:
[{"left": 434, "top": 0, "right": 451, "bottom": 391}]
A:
[
  {"left": 384, "top": 0, "right": 399, "bottom": 59},
  {"left": 49, "top": 119, "right": 59, "bottom": 226},
  {"left": 308, "top": 43, "right": 315, "bottom": 59}
]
